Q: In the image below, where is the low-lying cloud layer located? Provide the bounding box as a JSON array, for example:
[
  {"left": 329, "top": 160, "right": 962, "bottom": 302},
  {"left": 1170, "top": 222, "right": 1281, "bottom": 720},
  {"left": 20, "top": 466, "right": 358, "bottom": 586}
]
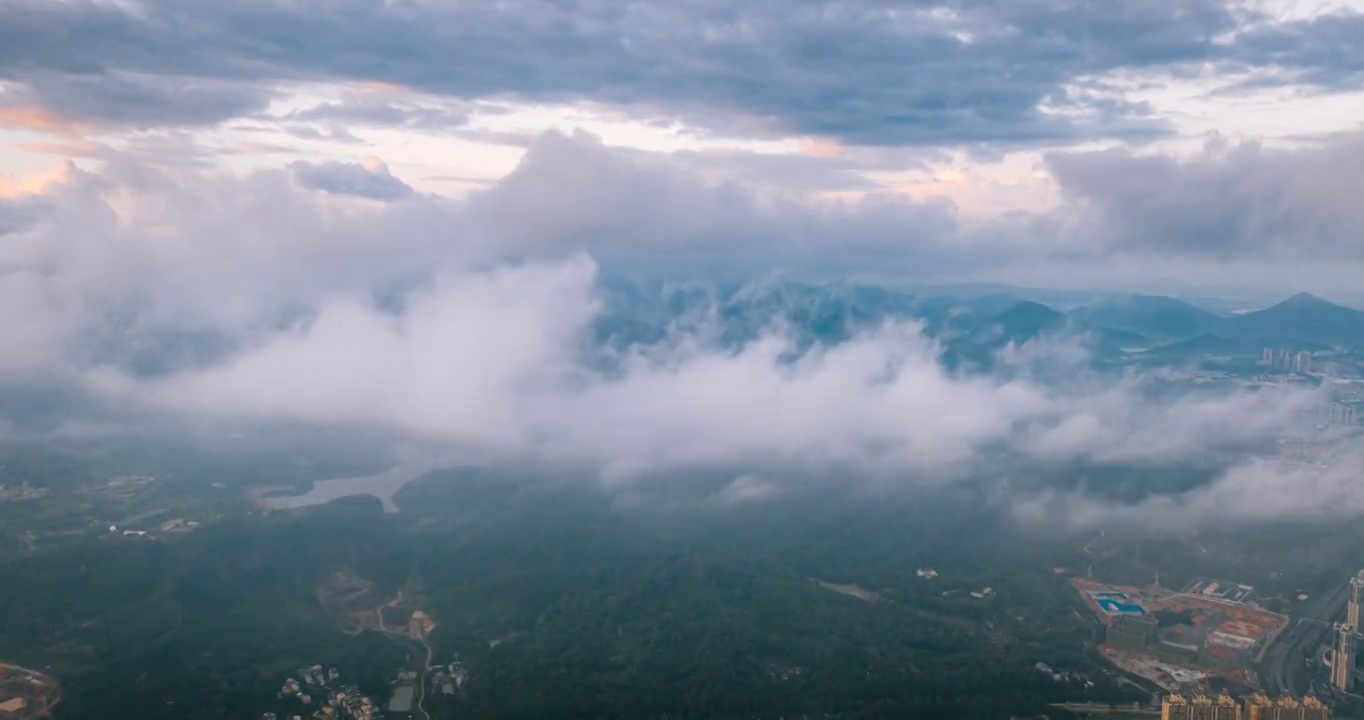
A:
[
  {"left": 1014, "top": 445, "right": 1364, "bottom": 532},
  {"left": 2, "top": 130, "right": 1355, "bottom": 527},
  {"left": 86, "top": 254, "right": 1316, "bottom": 487}
]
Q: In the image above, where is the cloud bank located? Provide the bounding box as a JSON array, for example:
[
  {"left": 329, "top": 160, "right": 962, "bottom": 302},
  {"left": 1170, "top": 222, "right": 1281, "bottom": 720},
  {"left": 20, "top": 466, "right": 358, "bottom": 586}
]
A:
[
  {"left": 1, "top": 130, "right": 1353, "bottom": 528},
  {"left": 1014, "top": 445, "right": 1364, "bottom": 532},
  {"left": 1, "top": 0, "right": 1360, "bottom": 143}
]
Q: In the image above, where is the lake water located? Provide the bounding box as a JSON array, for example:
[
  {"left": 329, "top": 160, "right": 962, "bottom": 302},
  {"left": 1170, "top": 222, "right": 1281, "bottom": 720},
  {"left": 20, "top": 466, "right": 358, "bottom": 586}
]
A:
[{"left": 262, "top": 463, "right": 439, "bottom": 513}]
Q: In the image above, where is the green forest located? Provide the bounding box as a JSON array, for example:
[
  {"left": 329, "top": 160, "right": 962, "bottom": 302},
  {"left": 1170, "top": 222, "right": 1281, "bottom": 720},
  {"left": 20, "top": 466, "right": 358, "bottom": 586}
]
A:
[{"left": 4, "top": 443, "right": 1361, "bottom": 720}]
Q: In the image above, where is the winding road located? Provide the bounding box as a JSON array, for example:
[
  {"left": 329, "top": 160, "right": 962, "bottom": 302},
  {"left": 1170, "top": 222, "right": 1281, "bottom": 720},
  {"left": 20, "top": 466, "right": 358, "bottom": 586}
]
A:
[{"left": 415, "top": 640, "right": 433, "bottom": 720}]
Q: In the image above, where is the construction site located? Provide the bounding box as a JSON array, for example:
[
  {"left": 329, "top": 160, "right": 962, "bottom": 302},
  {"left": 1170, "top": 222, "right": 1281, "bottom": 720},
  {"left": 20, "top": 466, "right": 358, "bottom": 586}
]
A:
[
  {"left": 0, "top": 663, "right": 59, "bottom": 718},
  {"left": 1074, "top": 578, "right": 1290, "bottom": 691}
]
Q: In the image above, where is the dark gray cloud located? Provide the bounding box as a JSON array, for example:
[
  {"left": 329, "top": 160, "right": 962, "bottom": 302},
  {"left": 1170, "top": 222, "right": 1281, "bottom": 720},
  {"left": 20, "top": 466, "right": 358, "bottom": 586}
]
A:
[
  {"left": 0, "top": 72, "right": 272, "bottom": 128},
  {"left": 289, "top": 159, "right": 415, "bottom": 200},
  {"left": 275, "top": 99, "right": 474, "bottom": 145},
  {"left": 1046, "top": 132, "right": 1364, "bottom": 258},
  {"left": 289, "top": 100, "right": 470, "bottom": 130},
  {"left": 2, "top": 0, "right": 1335, "bottom": 144},
  {"left": 1227, "top": 10, "right": 1364, "bottom": 91}
]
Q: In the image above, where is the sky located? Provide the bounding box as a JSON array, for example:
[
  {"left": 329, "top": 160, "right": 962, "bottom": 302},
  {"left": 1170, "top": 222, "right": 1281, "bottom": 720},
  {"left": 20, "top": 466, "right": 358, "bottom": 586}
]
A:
[{"left": 3, "top": 0, "right": 1364, "bottom": 525}]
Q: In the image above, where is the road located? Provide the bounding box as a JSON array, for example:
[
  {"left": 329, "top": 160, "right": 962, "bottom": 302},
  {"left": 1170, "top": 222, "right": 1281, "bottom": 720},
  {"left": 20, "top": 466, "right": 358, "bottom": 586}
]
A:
[
  {"left": 415, "top": 640, "right": 433, "bottom": 720},
  {"left": 1050, "top": 702, "right": 1159, "bottom": 716},
  {"left": 1262, "top": 573, "right": 1355, "bottom": 696}
]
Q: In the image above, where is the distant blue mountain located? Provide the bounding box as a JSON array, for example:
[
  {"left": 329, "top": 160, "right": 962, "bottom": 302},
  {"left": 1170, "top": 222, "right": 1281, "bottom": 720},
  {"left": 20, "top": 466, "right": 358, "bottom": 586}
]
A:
[
  {"left": 1222, "top": 292, "right": 1364, "bottom": 347},
  {"left": 591, "top": 280, "right": 1169, "bottom": 374},
  {"left": 1069, "top": 294, "right": 1222, "bottom": 342},
  {"left": 993, "top": 301, "right": 1150, "bottom": 347},
  {"left": 988, "top": 301, "right": 1064, "bottom": 343},
  {"left": 591, "top": 279, "right": 1017, "bottom": 354}
]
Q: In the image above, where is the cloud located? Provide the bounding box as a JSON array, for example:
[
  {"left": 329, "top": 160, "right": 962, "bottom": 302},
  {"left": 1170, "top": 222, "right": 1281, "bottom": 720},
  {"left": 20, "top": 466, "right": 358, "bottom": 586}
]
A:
[
  {"left": 665, "top": 147, "right": 899, "bottom": 194},
  {"left": 289, "top": 158, "right": 416, "bottom": 200},
  {"left": 0, "top": 104, "right": 78, "bottom": 134},
  {"left": 0, "top": 196, "right": 44, "bottom": 235},
  {"left": 288, "top": 99, "right": 472, "bottom": 130},
  {"left": 91, "top": 255, "right": 1318, "bottom": 492},
  {"left": 710, "top": 474, "right": 780, "bottom": 506},
  {"left": 0, "top": 131, "right": 960, "bottom": 389},
  {"left": 459, "top": 131, "right": 996, "bottom": 276},
  {"left": 1226, "top": 10, "right": 1364, "bottom": 91},
  {"left": 0, "top": 73, "right": 272, "bottom": 130},
  {"left": 1047, "top": 132, "right": 1364, "bottom": 259},
  {"left": 1014, "top": 443, "right": 1364, "bottom": 532},
  {"left": 4, "top": 128, "right": 1362, "bottom": 385},
  {"left": 1, "top": 0, "right": 1326, "bottom": 144},
  {"left": 0, "top": 131, "right": 1340, "bottom": 526},
  {"left": 6, "top": 127, "right": 1364, "bottom": 379},
  {"left": 1019, "top": 383, "right": 1319, "bottom": 463}
]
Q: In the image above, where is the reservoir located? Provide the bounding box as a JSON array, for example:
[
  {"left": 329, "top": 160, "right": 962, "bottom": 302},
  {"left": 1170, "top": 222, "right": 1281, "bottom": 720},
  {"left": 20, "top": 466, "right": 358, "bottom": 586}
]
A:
[{"left": 260, "top": 463, "right": 438, "bottom": 513}]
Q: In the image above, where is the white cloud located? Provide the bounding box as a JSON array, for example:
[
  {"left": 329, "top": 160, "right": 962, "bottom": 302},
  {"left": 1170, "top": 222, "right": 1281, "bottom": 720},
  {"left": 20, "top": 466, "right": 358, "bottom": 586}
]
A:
[
  {"left": 90, "top": 256, "right": 1316, "bottom": 490},
  {"left": 710, "top": 474, "right": 780, "bottom": 506},
  {"left": 0, "top": 131, "right": 1338, "bottom": 520},
  {"left": 1014, "top": 443, "right": 1364, "bottom": 531}
]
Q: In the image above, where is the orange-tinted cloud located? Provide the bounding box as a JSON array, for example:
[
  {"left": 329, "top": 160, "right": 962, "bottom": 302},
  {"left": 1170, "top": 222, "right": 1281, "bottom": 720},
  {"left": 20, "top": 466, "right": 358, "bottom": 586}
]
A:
[
  {"left": 0, "top": 105, "right": 87, "bottom": 135},
  {"left": 799, "top": 136, "right": 842, "bottom": 158},
  {"left": 0, "top": 160, "right": 77, "bottom": 198},
  {"left": 354, "top": 80, "right": 409, "bottom": 95}
]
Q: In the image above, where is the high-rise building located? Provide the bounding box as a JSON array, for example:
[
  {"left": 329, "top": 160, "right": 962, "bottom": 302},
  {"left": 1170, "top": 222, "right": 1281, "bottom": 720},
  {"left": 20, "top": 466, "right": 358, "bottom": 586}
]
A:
[
  {"left": 1333, "top": 622, "right": 1355, "bottom": 692},
  {"left": 1279, "top": 349, "right": 1292, "bottom": 369},
  {"left": 1348, "top": 573, "right": 1363, "bottom": 632},
  {"left": 408, "top": 611, "right": 427, "bottom": 641},
  {"left": 1162, "top": 693, "right": 1242, "bottom": 720},
  {"left": 1295, "top": 351, "right": 1312, "bottom": 374},
  {"left": 1244, "top": 694, "right": 1330, "bottom": 720},
  {"left": 1263, "top": 348, "right": 1275, "bottom": 366},
  {"left": 1326, "top": 403, "right": 1358, "bottom": 425}
]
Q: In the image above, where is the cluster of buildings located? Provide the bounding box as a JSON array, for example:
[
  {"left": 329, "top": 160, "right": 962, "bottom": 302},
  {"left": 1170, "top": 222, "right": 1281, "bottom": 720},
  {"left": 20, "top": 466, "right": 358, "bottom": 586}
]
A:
[
  {"left": 1161, "top": 693, "right": 1329, "bottom": 720},
  {"left": 158, "top": 518, "right": 201, "bottom": 533},
  {"left": 407, "top": 610, "right": 434, "bottom": 641},
  {"left": 1262, "top": 349, "right": 1313, "bottom": 374},
  {"left": 269, "top": 665, "right": 380, "bottom": 720},
  {"left": 0, "top": 483, "right": 49, "bottom": 503},
  {"left": 429, "top": 659, "right": 469, "bottom": 696},
  {"left": 91, "top": 475, "right": 158, "bottom": 502},
  {"left": 1323, "top": 402, "right": 1360, "bottom": 425},
  {"left": 106, "top": 516, "right": 201, "bottom": 541}
]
